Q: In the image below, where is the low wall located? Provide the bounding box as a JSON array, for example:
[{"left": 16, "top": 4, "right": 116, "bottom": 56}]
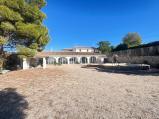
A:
[
  {"left": 107, "top": 56, "right": 159, "bottom": 67},
  {"left": 107, "top": 45, "right": 159, "bottom": 67}
]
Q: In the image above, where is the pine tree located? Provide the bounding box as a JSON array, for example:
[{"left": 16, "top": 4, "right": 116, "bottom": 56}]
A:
[
  {"left": 97, "top": 41, "right": 112, "bottom": 54},
  {"left": 0, "top": 0, "right": 49, "bottom": 57}
]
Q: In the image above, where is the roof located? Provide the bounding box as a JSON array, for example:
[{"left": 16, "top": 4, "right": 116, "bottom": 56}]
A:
[
  {"left": 73, "top": 46, "right": 95, "bottom": 49},
  {"left": 62, "top": 48, "right": 73, "bottom": 50},
  {"left": 36, "top": 52, "right": 103, "bottom": 57}
]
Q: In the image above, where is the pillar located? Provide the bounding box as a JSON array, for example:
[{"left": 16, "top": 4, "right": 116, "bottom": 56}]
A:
[
  {"left": 42, "top": 57, "right": 46, "bottom": 69},
  {"left": 55, "top": 57, "right": 59, "bottom": 64},
  {"left": 67, "top": 57, "right": 70, "bottom": 64},
  {"left": 87, "top": 57, "right": 90, "bottom": 64},
  {"left": 22, "top": 58, "right": 29, "bottom": 70},
  {"left": 78, "top": 57, "right": 81, "bottom": 64}
]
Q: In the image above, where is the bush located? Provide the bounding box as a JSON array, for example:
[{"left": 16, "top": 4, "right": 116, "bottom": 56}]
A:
[
  {"left": 53, "top": 62, "right": 62, "bottom": 66},
  {"left": 6, "top": 54, "right": 20, "bottom": 70}
]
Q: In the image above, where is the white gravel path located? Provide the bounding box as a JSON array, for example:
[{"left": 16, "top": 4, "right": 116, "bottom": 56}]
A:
[{"left": 0, "top": 65, "right": 159, "bottom": 119}]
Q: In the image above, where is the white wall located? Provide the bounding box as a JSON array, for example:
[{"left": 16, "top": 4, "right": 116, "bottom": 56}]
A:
[
  {"left": 45, "top": 56, "right": 106, "bottom": 64},
  {"left": 74, "top": 48, "right": 94, "bottom": 53},
  {"left": 22, "top": 58, "right": 30, "bottom": 70}
]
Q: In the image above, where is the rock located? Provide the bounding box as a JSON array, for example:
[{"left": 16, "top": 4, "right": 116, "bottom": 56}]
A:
[{"left": 0, "top": 70, "right": 10, "bottom": 74}]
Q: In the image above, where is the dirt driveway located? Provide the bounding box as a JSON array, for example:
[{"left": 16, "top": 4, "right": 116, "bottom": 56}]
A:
[{"left": 0, "top": 65, "right": 159, "bottom": 119}]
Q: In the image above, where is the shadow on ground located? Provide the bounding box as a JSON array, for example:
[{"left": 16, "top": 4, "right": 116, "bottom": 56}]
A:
[
  {"left": 82, "top": 65, "right": 159, "bottom": 76},
  {"left": 0, "top": 88, "right": 28, "bottom": 119}
]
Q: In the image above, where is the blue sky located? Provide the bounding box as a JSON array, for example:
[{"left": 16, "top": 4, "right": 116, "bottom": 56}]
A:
[{"left": 43, "top": 0, "right": 159, "bottom": 51}]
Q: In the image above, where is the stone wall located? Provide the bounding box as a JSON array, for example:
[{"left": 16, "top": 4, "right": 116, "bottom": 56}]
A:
[{"left": 107, "top": 45, "right": 159, "bottom": 67}]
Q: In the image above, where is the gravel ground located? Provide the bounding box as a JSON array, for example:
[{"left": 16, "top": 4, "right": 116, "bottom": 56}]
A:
[{"left": 0, "top": 65, "right": 159, "bottom": 119}]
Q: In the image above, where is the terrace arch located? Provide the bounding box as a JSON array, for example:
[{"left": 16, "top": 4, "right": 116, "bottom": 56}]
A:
[
  {"left": 46, "top": 57, "right": 56, "bottom": 64},
  {"left": 58, "top": 57, "right": 68, "bottom": 64},
  {"left": 80, "top": 57, "right": 88, "bottom": 64},
  {"left": 69, "top": 57, "right": 78, "bottom": 64},
  {"left": 90, "top": 56, "right": 97, "bottom": 63}
]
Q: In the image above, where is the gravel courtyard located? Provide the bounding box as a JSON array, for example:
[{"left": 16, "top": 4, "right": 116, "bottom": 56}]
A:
[{"left": 0, "top": 65, "right": 159, "bottom": 119}]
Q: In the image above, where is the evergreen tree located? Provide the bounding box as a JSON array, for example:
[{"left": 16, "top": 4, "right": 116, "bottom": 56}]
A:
[
  {"left": 97, "top": 41, "right": 112, "bottom": 54},
  {"left": 113, "top": 43, "right": 128, "bottom": 51},
  {"left": 0, "top": 0, "right": 49, "bottom": 57}
]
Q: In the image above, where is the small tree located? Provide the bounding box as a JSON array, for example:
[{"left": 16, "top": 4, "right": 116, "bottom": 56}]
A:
[
  {"left": 123, "top": 32, "right": 142, "bottom": 48},
  {"left": 97, "top": 41, "right": 112, "bottom": 54}
]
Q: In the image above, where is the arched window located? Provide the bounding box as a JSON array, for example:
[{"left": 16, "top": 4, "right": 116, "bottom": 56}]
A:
[
  {"left": 80, "top": 57, "right": 88, "bottom": 64},
  {"left": 58, "top": 57, "right": 68, "bottom": 64},
  {"left": 90, "top": 57, "right": 97, "bottom": 63},
  {"left": 69, "top": 57, "right": 78, "bottom": 64},
  {"left": 46, "top": 57, "right": 56, "bottom": 64}
]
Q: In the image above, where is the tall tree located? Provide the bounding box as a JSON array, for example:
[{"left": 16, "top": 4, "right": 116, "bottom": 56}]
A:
[
  {"left": 113, "top": 43, "right": 128, "bottom": 51},
  {"left": 123, "top": 32, "right": 142, "bottom": 48},
  {"left": 97, "top": 41, "right": 111, "bottom": 54},
  {"left": 0, "top": 0, "right": 49, "bottom": 57}
]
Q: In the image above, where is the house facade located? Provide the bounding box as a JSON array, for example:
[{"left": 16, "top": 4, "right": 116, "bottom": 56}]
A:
[
  {"left": 36, "top": 46, "right": 106, "bottom": 65},
  {"left": 62, "top": 46, "right": 100, "bottom": 53}
]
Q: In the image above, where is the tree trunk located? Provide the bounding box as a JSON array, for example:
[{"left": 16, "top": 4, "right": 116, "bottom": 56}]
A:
[{"left": 0, "top": 45, "right": 4, "bottom": 55}]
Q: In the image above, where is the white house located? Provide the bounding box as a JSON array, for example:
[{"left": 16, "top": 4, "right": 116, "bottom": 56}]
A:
[
  {"left": 62, "top": 46, "right": 99, "bottom": 53},
  {"left": 36, "top": 46, "right": 106, "bottom": 65},
  {"left": 21, "top": 46, "right": 106, "bottom": 69}
]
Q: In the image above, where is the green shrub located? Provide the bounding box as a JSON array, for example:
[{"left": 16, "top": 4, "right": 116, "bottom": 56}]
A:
[{"left": 5, "top": 54, "right": 20, "bottom": 70}]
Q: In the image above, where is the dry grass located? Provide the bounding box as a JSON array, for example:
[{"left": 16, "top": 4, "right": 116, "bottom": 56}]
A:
[{"left": 0, "top": 65, "right": 159, "bottom": 119}]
